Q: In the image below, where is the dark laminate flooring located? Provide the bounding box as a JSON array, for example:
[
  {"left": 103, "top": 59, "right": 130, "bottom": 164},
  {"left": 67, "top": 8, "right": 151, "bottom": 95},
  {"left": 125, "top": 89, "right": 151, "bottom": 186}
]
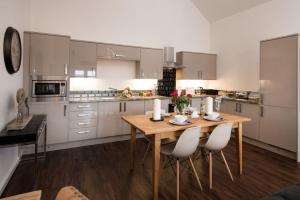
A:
[{"left": 2, "top": 139, "right": 300, "bottom": 200}]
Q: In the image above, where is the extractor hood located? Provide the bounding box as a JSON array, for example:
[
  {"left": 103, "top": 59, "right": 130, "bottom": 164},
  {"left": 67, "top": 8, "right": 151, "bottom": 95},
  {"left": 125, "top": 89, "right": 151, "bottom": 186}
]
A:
[{"left": 163, "top": 46, "right": 185, "bottom": 69}]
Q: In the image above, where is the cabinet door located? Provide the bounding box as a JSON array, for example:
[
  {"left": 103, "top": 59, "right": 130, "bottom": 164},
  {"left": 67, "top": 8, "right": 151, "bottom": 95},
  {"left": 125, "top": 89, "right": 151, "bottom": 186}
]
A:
[
  {"left": 199, "top": 54, "right": 217, "bottom": 80},
  {"left": 122, "top": 101, "right": 145, "bottom": 134},
  {"left": 177, "top": 52, "right": 217, "bottom": 80},
  {"left": 260, "top": 35, "right": 297, "bottom": 108},
  {"left": 240, "top": 103, "right": 260, "bottom": 140},
  {"left": 97, "top": 102, "right": 123, "bottom": 138},
  {"left": 70, "top": 41, "right": 97, "bottom": 77},
  {"left": 220, "top": 100, "right": 238, "bottom": 114},
  {"left": 97, "top": 43, "right": 140, "bottom": 61},
  {"left": 138, "top": 48, "right": 163, "bottom": 79},
  {"left": 30, "top": 102, "right": 68, "bottom": 144},
  {"left": 191, "top": 98, "right": 203, "bottom": 111},
  {"left": 259, "top": 106, "right": 297, "bottom": 152},
  {"left": 30, "top": 33, "right": 70, "bottom": 76}
]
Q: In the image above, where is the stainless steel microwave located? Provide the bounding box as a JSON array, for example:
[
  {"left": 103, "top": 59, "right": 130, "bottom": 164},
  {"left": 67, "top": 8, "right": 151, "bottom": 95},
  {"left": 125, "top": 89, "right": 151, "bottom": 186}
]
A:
[{"left": 31, "top": 80, "right": 67, "bottom": 98}]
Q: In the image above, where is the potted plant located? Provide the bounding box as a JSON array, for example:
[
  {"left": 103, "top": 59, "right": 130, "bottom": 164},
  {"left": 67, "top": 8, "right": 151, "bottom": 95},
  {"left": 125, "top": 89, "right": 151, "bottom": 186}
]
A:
[{"left": 170, "top": 91, "right": 191, "bottom": 115}]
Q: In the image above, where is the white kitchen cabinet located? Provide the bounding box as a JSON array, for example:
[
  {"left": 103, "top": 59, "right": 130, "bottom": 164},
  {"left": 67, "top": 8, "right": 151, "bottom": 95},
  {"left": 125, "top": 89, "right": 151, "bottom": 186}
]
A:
[{"left": 30, "top": 102, "right": 69, "bottom": 145}]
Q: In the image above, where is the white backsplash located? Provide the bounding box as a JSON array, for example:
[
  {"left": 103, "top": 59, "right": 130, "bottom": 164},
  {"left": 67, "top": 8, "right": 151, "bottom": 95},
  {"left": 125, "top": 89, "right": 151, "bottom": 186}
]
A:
[
  {"left": 176, "top": 80, "right": 208, "bottom": 89},
  {"left": 70, "top": 59, "right": 157, "bottom": 91}
]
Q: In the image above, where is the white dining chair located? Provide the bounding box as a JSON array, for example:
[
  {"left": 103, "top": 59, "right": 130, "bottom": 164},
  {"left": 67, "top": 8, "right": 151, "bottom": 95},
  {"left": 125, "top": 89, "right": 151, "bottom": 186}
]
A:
[
  {"left": 161, "top": 126, "right": 203, "bottom": 200},
  {"left": 142, "top": 111, "right": 176, "bottom": 165},
  {"left": 200, "top": 123, "right": 234, "bottom": 189}
]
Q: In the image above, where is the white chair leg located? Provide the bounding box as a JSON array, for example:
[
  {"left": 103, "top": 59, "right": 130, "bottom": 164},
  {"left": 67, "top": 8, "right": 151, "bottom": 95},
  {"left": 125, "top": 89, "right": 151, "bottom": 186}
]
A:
[
  {"left": 220, "top": 150, "right": 234, "bottom": 181},
  {"left": 177, "top": 159, "right": 180, "bottom": 200},
  {"left": 188, "top": 156, "right": 203, "bottom": 191},
  {"left": 209, "top": 152, "right": 213, "bottom": 189}
]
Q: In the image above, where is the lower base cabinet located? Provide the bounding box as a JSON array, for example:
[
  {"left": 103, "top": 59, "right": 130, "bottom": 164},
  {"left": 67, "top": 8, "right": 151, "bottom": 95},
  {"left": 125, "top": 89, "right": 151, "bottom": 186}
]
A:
[
  {"left": 69, "top": 103, "right": 98, "bottom": 141},
  {"left": 97, "top": 101, "right": 123, "bottom": 138},
  {"left": 221, "top": 100, "right": 260, "bottom": 140},
  {"left": 30, "top": 102, "right": 69, "bottom": 145}
]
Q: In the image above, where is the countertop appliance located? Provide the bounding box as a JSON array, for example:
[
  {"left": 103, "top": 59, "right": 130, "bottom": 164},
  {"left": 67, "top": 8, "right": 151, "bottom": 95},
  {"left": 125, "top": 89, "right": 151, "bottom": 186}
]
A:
[{"left": 31, "top": 76, "right": 68, "bottom": 101}]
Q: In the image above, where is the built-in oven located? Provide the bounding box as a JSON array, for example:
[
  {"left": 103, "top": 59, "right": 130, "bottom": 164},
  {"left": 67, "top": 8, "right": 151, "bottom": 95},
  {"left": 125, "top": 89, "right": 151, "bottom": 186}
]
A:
[{"left": 31, "top": 76, "right": 68, "bottom": 99}]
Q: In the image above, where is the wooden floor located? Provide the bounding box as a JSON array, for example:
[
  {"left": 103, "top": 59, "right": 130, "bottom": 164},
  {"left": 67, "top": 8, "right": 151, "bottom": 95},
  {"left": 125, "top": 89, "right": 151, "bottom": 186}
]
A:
[{"left": 2, "top": 139, "right": 300, "bottom": 200}]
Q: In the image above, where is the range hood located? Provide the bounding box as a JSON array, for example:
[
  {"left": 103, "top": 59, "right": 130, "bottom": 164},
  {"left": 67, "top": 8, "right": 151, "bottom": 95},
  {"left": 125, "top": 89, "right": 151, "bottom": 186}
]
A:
[{"left": 163, "top": 46, "right": 185, "bottom": 69}]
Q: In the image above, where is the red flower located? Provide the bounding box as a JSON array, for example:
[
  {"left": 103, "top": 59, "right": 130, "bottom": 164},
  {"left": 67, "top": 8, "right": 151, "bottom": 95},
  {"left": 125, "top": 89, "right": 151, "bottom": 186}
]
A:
[
  {"left": 187, "top": 94, "right": 192, "bottom": 98},
  {"left": 170, "top": 91, "right": 178, "bottom": 97}
]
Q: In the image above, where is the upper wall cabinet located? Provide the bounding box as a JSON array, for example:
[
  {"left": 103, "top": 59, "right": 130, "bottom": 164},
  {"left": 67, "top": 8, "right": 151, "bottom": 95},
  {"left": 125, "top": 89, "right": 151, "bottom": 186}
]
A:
[
  {"left": 137, "top": 48, "right": 163, "bottom": 79},
  {"left": 29, "top": 33, "right": 70, "bottom": 76},
  {"left": 97, "top": 43, "right": 141, "bottom": 61},
  {"left": 70, "top": 40, "right": 97, "bottom": 77},
  {"left": 176, "top": 52, "right": 217, "bottom": 80}
]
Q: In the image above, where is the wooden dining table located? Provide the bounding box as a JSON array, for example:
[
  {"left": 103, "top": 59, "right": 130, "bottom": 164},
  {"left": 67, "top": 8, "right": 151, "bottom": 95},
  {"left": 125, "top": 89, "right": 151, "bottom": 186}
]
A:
[{"left": 122, "top": 112, "right": 251, "bottom": 200}]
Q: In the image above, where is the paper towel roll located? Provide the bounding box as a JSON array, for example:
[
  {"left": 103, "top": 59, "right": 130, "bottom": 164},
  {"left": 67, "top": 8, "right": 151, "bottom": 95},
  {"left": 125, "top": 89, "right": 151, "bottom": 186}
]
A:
[
  {"left": 153, "top": 99, "right": 161, "bottom": 120},
  {"left": 205, "top": 97, "right": 213, "bottom": 114}
]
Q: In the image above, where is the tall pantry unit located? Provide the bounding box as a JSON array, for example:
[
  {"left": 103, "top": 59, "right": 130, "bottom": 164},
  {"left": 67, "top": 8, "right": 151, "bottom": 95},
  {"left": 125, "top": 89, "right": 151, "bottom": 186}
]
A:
[{"left": 260, "top": 34, "right": 299, "bottom": 160}]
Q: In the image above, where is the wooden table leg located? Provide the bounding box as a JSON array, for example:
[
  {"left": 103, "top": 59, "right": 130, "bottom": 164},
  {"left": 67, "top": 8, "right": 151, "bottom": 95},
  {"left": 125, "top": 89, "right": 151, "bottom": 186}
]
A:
[
  {"left": 235, "top": 122, "right": 243, "bottom": 175},
  {"left": 130, "top": 126, "right": 137, "bottom": 170},
  {"left": 153, "top": 134, "right": 161, "bottom": 200}
]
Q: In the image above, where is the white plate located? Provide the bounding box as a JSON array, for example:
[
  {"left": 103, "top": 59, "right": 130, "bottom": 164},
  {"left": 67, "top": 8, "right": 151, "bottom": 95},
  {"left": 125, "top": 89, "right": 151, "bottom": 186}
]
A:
[
  {"left": 203, "top": 116, "right": 223, "bottom": 121},
  {"left": 161, "top": 113, "right": 172, "bottom": 117},
  {"left": 169, "top": 119, "right": 191, "bottom": 126}
]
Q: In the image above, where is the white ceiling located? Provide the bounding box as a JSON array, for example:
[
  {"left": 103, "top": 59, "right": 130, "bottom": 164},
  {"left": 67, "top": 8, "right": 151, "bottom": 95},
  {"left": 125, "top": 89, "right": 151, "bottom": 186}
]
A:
[{"left": 192, "top": 0, "right": 272, "bottom": 22}]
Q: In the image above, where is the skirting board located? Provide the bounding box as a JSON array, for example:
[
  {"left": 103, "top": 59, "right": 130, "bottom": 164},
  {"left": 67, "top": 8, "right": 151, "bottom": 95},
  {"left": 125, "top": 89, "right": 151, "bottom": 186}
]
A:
[
  {"left": 21, "top": 134, "right": 145, "bottom": 155},
  {"left": 243, "top": 137, "right": 297, "bottom": 160},
  {"left": 0, "top": 156, "right": 20, "bottom": 196}
]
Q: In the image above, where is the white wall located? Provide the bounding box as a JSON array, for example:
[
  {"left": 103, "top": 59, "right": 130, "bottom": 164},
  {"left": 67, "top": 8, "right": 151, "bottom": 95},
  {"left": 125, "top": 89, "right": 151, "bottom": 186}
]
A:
[
  {"left": 29, "top": 0, "right": 210, "bottom": 53},
  {"left": 210, "top": 0, "right": 300, "bottom": 91},
  {"left": 0, "top": 0, "right": 30, "bottom": 194}
]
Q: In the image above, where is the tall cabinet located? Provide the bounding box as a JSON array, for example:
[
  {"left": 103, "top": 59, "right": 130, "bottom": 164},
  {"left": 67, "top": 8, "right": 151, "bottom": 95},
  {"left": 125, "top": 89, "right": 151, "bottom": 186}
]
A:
[
  {"left": 29, "top": 32, "right": 70, "bottom": 76},
  {"left": 260, "top": 34, "right": 298, "bottom": 152}
]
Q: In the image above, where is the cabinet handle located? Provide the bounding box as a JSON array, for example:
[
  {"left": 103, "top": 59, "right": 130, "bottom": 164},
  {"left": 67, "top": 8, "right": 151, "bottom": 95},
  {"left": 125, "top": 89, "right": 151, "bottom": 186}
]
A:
[
  {"left": 260, "top": 106, "right": 264, "bottom": 117},
  {"left": 239, "top": 103, "right": 242, "bottom": 113},
  {"left": 235, "top": 103, "right": 238, "bottom": 112},
  {"left": 124, "top": 102, "right": 126, "bottom": 112},
  {"left": 115, "top": 54, "right": 125, "bottom": 58},
  {"left": 78, "top": 122, "right": 90, "bottom": 126},
  {"left": 77, "top": 114, "right": 89, "bottom": 117},
  {"left": 77, "top": 130, "right": 89, "bottom": 134},
  {"left": 119, "top": 102, "right": 122, "bottom": 112},
  {"left": 200, "top": 71, "right": 203, "bottom": 79},
  {"left": 64, "top": 64, "right": 68, "bottom": 75},
  {"left": 261, "top": 94, "right": 264, "bottom": 104},
  {"left": 64, "top": 105, "right": 67, "bottom": 116},
  {"left": 141, "top": 69, "right": 144, "bottom": 78},
  {"left": 78, "top": 105, "right": 91, "bottom": 108}
]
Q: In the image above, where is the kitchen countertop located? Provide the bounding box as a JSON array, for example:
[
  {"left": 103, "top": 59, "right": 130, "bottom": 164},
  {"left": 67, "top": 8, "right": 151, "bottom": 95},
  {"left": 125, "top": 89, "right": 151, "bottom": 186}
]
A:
[
  {"left": 68, "top": 95, "right": 170, "bottom": 103},
  {"left": 192, "top": 95, "right": 260, "bottom": 104},
  {"left": 221, "top": 97, "right": 260, "bottom": 104}
]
